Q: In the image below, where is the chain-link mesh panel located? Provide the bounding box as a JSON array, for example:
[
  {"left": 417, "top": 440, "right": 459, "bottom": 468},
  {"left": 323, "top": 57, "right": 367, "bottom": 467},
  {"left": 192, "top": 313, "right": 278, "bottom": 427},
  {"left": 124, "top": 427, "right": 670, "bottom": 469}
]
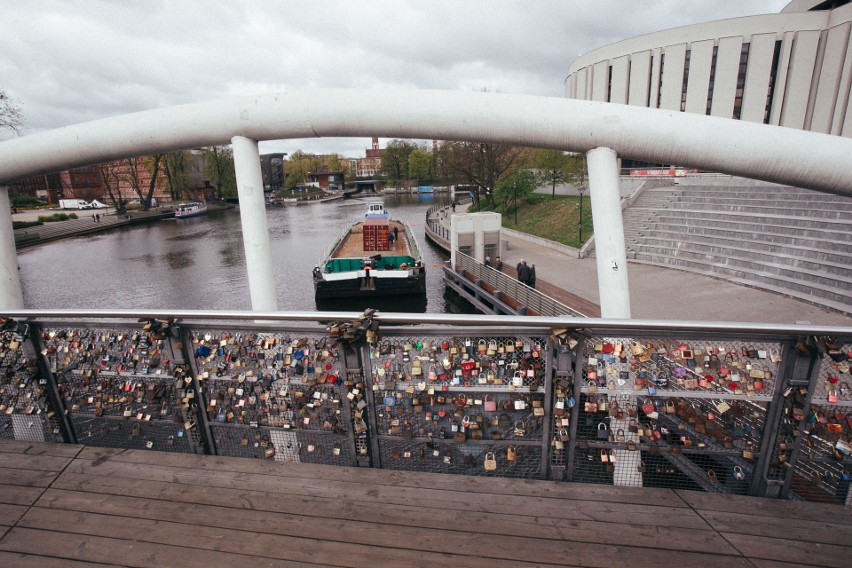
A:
[
  {"left": 368, "top": 335, "right": 548, "bottom": 391},
  {"left": 0, "top": 328, "right": 62, "bottom": 442},
  {"left": 378, "top": 437, "right": 541, "bottom": 478},
  {"left": 71, "top": 414, "right": 195, "bottom": 452},
  {"left": 210, "top": 424, "right": 355, "bottom": 465},
  {"left": 818, "top": 341, "right": 852, "bottom": 404},
  {"left": 582, "top": 337, "right": 782, "bottom": 399}
]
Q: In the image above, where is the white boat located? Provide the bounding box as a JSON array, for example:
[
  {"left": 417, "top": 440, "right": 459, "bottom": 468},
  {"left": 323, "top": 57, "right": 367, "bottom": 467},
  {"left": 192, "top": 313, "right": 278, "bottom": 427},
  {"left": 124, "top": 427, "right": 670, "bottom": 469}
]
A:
[{"left": 175, "top": 202, "right": 208, "bottom": 218}]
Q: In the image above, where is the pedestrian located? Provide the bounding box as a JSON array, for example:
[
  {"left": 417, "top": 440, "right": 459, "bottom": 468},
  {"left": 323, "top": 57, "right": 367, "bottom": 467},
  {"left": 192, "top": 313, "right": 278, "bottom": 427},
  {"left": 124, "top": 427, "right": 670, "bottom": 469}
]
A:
[
  {"left": 451, "top": 202, "right": 456, "bottom": 212},
  {"left": 517, "top": 259, "right": 530, "bottom": 285},
  {"left": 529, "top": 264, "right": 536, "bottom": 289},
  {"left": 96, "top": 213, "right": 100, "bottom": 223},
  {"left": 388, "top": 231, "right": 395, "bottom": 247},
  {"left": 92, "top": 213, "right": 96, "bottom": 222},
  {"left": 393, "top": 226, "right": 399, "bottom": 242},
  {"left": 495, "top": 257, "right": 503, "bottom": 272},
  {"left": 484, "top": 256, "right": 492, "bottom": 268}
]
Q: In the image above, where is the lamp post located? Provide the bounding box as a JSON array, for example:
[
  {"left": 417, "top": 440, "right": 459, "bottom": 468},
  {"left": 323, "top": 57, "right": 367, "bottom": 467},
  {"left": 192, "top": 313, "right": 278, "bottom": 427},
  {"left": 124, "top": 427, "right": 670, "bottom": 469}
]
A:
[{"left": 577, "top": 185, "right": 586, "bottom": 247}]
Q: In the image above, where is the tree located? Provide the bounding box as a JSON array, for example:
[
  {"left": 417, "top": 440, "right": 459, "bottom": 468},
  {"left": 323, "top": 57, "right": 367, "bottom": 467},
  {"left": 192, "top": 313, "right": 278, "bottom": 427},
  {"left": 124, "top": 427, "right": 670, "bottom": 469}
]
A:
[
  {"left": 439, "top": 142, "right": 530, "bottom": 209},
  {"left": 202, "top": 146, "right": 236, "bottom": 199},
  {"left": 380, "top": 139, "right": 418, "bottom": 184},
  {"left": 565, "top": 153, "right": 588, "bottom": 189},
  {"left": 284, "top": 150, "right": 319, "bottom": 189},
  {"left": 99, "top": 162, "right": 128, "bottom": 215},
  {"left": 163, "top": 151, "right": 191, "bottom": 202},
  {"left": 495, "top": 168, "right": 537, "bottom": 224},
  {"left": 408, "top": 147, "right": 435, "bottom": 182},
  {"left": 0, "top": 87, "right": 24, "bottom": 134},
  {"left": 535, "top": 149, "right": 573, "bottom": 199}
]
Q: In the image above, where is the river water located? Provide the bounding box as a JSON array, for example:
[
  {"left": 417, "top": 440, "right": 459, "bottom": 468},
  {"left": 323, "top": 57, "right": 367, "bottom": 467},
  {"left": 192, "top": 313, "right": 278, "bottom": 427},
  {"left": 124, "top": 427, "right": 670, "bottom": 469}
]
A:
[{"left": 18, "top": 193, "right": 473, "bottom": 313}]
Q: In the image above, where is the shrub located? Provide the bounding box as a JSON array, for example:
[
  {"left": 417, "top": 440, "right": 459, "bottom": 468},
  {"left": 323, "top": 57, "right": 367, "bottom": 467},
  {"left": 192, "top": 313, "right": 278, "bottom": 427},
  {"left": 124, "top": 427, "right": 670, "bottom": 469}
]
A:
[{"left": 37, "top": 213, "right": 78, "bottom": 223}]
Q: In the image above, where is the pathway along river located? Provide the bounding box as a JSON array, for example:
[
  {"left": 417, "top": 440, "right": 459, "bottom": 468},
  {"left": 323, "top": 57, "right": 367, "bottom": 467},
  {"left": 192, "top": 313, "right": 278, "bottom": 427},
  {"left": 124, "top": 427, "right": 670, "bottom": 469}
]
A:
[{"left": 18, "top": 193, "right": 476, "bottom": 314}]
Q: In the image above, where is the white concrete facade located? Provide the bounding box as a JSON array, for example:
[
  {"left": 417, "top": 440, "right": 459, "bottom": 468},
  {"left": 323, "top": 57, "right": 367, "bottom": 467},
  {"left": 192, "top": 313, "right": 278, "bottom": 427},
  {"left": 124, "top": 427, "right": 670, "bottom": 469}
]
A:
[{"left": 565, "top": 1, "right": 852, "bottom": 137}]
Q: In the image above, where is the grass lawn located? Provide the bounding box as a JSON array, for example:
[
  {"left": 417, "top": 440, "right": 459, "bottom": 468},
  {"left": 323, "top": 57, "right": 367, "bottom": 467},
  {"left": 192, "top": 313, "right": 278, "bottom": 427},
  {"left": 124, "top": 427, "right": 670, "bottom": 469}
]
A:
[{"left": 497, "top": 194, "right": 593, "bottom": 248}]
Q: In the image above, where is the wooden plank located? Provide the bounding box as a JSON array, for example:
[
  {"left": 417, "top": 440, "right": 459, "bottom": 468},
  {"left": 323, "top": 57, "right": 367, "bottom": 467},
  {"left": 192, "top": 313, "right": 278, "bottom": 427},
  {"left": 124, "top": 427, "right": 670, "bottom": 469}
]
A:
[
  {"left": 0, "top": 503, "right": 27, "bottom": 526},
  {"left": 60, "top": 461, "right": 708, "bottom": 529},
  {"left": 0, "top": 453, "right": 75, "bottom": 473},
  {"left": 676, "top": 490, "right": 852, "bottom": 526},
  {"left": 18, "top": 508, "right": 564, "bottom": 568},
  {"left": 0, "top": 485, "right": 44, "bottom": 506},
  {"left": 75, "top": 448, "right": 682, "bottom": 507},
  {"left": 29, "top": 491, "right": 750, "bottom": 567},
  {"left": 749, "top": 560, "right": 827, "bottom": 568},
  {"left": 0, "top": 466, "right": 64, "bottom": 488},
  {"left": 50, "top": 473, "right": 724, "bottom": 551},
  {"left": 721, "top": 533, "right": 852, "bottom": 568},
  {"left": 0, "top": 550, "right": 123, "bottom": 568},
  {"left": 700, "top": 509, "right": 852, "bottom": 547},
  {"left": 0, "top": 440, "right": 82, "bottom": 458},
  {"left": 0, "top": 527, "right": 303, "bottom": 568}
]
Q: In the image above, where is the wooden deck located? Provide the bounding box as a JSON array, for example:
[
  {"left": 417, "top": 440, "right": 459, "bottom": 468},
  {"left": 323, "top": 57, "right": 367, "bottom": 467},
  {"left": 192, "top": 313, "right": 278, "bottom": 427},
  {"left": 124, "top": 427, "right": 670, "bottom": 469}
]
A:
[
  {"left": 1, "top": 439, "right": 851, "bottom": 567},
  {"left": 334, "top": 220, "right": 411, "bottom": 258}
]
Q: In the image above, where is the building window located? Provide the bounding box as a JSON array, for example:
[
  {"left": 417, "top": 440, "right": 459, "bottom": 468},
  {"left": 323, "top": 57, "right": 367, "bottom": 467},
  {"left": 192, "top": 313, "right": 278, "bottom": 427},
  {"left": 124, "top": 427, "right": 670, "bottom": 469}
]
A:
[
  {"left": 680, "top": 49, "right": 691, "bottom": 111},
  {"left": 732, "top": 42, "right": 750, "bottom": 120},
  {"left": 656, "top": 53, "right": 665, "bottom": 108},
  {"left": 764, "top": 40, "right": 782, "bottom": 124},
  {"left": 706, "top": 45, "right": 718, "bottom": 115},
  {"left": 607, "top": 65, "right": 613, "bottom": 102},
  {"left": 647, "top": 55, "right": 654, "bottom": 107}
]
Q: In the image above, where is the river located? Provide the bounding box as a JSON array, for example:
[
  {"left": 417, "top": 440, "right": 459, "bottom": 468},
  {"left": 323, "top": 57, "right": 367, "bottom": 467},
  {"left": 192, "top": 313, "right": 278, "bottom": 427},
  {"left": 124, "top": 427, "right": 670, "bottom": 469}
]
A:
[{"left": 18, "top": 193, "right": 474, "bottom": 313}]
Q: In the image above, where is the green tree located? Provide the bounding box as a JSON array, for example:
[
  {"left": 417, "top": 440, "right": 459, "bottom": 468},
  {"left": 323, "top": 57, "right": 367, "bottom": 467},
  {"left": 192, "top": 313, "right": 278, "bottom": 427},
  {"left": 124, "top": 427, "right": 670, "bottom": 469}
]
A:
[
  {"left": 535, "top": 149, "right": 573, "bottom": 199},
  {"left": 565, "top": 153, "right": 588, "bottom": 189},
  {"left": 203, "top": 146, "right": 236, "bottom": 199},
  {"left": 495, "top": 168, "right": 537, "bottom": 224},
  {"left": 0, "top": 87, "right": 24, "bottom": 134},
  {"left": 408, "top": 148, "right": 434, "bottom": 181},
  {"left": 284, "top": 150, "right": 320, "bottom": 189},
  {"left": 380, "top": 139, "right": 418, "bottom": 184}
]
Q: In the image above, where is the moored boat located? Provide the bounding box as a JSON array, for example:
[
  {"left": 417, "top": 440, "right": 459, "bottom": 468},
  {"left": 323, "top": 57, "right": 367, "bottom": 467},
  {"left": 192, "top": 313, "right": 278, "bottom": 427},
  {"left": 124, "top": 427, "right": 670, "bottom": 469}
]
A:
[
  {"left": 313, "top": 203, "right": 426, "bottom": 300},
  {"left": 175, "top": 202, "right": 208, "bottom": 218}
]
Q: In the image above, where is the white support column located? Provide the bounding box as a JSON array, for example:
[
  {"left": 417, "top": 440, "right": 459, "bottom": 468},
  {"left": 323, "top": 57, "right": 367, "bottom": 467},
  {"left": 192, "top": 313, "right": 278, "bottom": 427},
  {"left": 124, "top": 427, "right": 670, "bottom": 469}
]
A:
[
  {"left": 231, "top": 136, "right": 278, "bottom": 312},
  {"left": 0, "top": 186, "right": 24, "bottom": 309},
  {"left": 586, "top": 146, "right": 631, "bottom": 319}
]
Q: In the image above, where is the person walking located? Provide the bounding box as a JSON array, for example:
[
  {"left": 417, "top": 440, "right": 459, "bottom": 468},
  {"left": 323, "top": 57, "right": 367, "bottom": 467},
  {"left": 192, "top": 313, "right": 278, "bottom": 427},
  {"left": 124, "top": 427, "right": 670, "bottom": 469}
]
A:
[
  {"left": 484, "top": 256, "right": 492, "bottom": 268},
  {"left": 529, "top": 264, "right": 536, "bottom": 289},
  {"left": 495, "top": 257, "right": 503, "bottom": 272}
]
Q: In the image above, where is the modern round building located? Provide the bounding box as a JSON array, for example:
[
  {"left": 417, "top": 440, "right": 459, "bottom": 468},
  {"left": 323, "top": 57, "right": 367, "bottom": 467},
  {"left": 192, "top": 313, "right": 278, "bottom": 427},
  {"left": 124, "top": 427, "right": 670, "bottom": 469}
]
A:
[{"left": 565, "top": 0, "right": 851, "bottom": 137}]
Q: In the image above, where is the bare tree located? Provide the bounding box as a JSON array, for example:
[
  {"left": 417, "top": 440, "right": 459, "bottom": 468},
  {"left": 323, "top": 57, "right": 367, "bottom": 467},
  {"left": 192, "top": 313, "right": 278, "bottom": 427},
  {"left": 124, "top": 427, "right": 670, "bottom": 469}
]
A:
[
  {"left": 439, "top": 142, "right": 528, "bottom": 208},
  {"left": 0, "top": 87, "right": 24, "bottom": 134},
  {"left": 99, "top": 162, "right": 128, "bottom": 214}
]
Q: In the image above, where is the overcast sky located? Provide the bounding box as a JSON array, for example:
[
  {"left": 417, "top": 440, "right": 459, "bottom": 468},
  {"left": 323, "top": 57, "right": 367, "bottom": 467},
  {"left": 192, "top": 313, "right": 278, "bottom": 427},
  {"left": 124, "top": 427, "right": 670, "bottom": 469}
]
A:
[{"left": 1, "top": 0, "right": 790, "bottom": 158}]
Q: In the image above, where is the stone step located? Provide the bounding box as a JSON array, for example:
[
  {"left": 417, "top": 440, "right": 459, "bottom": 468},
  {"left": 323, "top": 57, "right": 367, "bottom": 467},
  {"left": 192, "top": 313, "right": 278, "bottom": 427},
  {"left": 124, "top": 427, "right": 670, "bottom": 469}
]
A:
[
  {"left": 633, "top": 243, "right": 852, "bottom": 286},
  {"left": 636, "top": 229, "right": 852, "bottom": 261},
  {"left": 641, "top": 211, "right": 852, "bottom": 236},
  {"left": 659, "top": 202, "right": 852, "bottom": 220},
  {"left": 633, "top": 251, "right": 851, "bottom": 308},
  {"left": 674, "top": 195, "right": 852, "bottom": 209}
]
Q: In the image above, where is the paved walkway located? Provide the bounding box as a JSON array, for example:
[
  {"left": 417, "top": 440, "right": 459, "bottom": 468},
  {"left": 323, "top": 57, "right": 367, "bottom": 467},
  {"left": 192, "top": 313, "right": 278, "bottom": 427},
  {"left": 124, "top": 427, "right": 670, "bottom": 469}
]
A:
[{"left": 443, "top": 203, "right": 851, "bottom": 325}]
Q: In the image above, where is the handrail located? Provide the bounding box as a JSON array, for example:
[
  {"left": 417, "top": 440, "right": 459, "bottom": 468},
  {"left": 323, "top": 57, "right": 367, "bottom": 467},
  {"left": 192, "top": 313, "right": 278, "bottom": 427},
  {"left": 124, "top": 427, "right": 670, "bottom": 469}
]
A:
[
  {"left": 455, "top": 252, "right": 584, "bottom": 318},
  {"left": 2, "top": 308, "right": 851, "bottom": 336}
]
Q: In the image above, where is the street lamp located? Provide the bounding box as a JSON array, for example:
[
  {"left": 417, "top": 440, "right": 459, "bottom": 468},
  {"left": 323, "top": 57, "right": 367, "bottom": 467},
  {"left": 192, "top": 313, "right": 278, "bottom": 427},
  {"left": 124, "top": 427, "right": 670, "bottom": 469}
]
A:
[{"left": 577, "top": 186, "right": 586, "bottom": 251}]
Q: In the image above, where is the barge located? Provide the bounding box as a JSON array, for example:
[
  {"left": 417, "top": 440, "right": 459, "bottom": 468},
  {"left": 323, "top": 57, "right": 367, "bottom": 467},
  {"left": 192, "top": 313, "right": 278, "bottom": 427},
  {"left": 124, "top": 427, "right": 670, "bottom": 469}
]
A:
[{"left": 313, "top": 203, "right": 426, "bottom": 300}]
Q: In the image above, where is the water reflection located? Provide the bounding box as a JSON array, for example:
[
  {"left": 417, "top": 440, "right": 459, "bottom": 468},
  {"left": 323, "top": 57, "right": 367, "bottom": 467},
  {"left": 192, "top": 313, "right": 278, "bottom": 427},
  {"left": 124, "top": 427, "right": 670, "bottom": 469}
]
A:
[{"left": 18, "top": 193, "right": 477, "bottom": 314}]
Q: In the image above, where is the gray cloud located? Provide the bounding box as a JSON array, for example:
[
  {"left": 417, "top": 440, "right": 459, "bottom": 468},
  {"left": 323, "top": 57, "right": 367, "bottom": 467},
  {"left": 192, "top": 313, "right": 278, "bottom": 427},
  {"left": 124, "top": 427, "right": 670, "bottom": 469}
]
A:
[{"left": 1, "top": 0, "right": 789, "bottom": 156}]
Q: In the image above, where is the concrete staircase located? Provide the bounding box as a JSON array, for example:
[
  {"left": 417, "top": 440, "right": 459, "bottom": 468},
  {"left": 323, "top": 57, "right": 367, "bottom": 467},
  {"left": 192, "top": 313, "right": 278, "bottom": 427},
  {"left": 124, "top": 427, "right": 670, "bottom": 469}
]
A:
[{"left": 619, "top": 182, "right": 852, "bottom": 314}]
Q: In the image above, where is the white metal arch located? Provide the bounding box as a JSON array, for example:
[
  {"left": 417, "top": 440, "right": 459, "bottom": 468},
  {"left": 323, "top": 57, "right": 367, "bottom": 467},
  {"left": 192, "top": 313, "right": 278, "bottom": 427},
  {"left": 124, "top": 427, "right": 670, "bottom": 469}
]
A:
[
  {"left": 2, "top": 88, "right": 852, "bottom": 314},
  {"left": 1, "top": 88, "right": 852, "bottom": 195}
]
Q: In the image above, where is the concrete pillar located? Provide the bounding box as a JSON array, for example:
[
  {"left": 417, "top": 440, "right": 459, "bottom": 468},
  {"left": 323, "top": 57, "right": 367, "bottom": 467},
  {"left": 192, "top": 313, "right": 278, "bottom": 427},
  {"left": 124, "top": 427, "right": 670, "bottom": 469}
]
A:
[
  {"left": 0, "top": 186, "right": 24, "bottom": 309},
  {"left": 231, "top": 136, "right": 278, "bottom": 312},
  {"left": 586, "top": 147, "right": 631, "bottom": 319}
]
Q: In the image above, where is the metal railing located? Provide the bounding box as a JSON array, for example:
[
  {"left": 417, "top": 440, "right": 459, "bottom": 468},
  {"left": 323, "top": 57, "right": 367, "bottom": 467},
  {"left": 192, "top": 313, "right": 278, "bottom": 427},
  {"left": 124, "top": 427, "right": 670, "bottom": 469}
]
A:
[
  {"left": 2, "top": 309, "right": 851, "bottom": 504},
  {"left": 453, "top": 252, "right": 583, "bottom": 317}
]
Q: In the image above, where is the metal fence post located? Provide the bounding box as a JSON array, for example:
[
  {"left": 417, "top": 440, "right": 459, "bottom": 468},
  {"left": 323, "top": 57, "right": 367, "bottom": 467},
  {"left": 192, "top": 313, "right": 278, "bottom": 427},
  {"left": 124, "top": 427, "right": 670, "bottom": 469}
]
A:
[{"left": 31, "top": 324, "right": 77, "bottom": 444}]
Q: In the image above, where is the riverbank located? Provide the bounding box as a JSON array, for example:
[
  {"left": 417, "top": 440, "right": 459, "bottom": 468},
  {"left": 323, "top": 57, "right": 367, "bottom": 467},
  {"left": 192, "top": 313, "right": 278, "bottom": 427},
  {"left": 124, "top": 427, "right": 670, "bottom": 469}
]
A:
[{"left": 12, "top": 203, "right": 231, "bottom": 249}]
